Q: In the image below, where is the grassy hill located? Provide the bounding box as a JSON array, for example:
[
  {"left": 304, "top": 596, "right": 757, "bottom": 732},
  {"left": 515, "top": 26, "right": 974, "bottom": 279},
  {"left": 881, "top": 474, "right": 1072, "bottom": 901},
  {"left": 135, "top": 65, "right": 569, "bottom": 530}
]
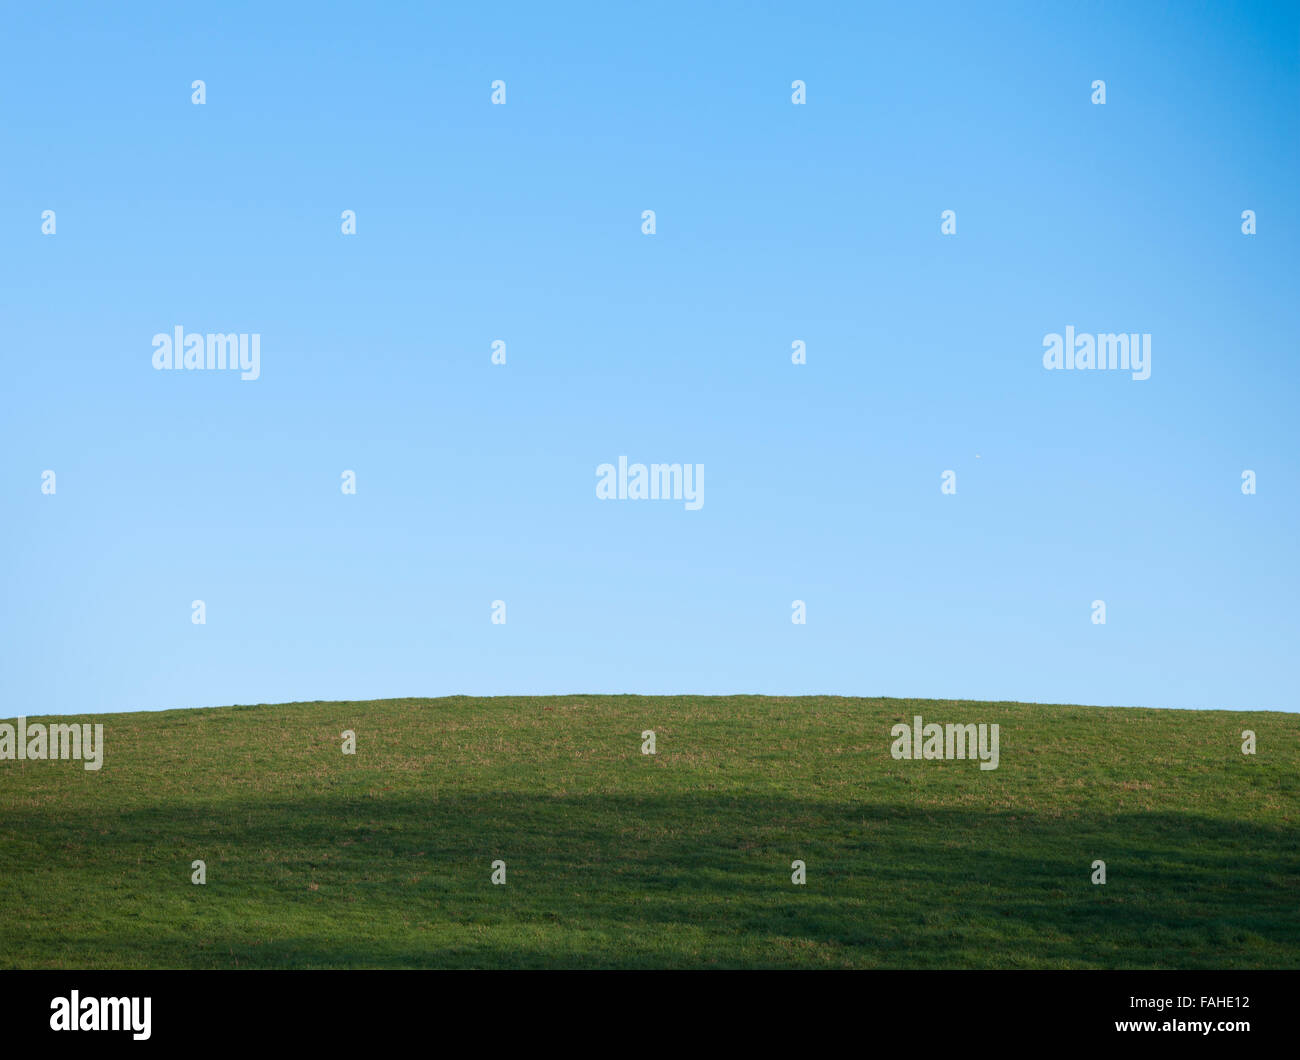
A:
[{"left": 1, "top": 695, "right": 1296, "bottom": 968}]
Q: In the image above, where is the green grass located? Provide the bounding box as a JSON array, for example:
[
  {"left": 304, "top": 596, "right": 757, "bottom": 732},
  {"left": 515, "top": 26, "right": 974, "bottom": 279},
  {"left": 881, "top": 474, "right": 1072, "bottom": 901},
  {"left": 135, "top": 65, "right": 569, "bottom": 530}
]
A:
[{"left": 1, "top": 695, "right": 1296, "bottom": 968}]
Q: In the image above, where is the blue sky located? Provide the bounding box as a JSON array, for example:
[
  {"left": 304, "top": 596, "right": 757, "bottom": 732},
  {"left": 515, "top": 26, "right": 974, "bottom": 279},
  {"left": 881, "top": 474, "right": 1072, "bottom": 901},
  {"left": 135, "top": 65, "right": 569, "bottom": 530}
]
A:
[{"left": 1, "top": 1, "right": 1297, "bottom": 715}]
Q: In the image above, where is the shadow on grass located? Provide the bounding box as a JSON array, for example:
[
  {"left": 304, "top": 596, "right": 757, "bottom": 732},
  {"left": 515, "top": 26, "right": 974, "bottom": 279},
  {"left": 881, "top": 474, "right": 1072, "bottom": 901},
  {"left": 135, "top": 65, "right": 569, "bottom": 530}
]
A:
[{"left": 1, "top": 794, "right": 1296, "bottom": 968}]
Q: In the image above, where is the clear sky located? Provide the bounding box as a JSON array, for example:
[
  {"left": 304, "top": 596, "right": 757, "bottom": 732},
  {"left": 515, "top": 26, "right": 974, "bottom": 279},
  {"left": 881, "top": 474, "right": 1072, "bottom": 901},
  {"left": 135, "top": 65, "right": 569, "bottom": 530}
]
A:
[{"left": 2, "top": 2, "right": 1297, "bottom": 715}]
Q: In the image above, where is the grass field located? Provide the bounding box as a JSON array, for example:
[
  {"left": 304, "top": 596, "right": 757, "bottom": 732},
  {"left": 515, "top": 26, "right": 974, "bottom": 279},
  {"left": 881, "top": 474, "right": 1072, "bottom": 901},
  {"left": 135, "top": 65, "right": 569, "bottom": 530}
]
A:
[{"left": 0, "top": 695, "right": 1296, "bottom": 968}]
